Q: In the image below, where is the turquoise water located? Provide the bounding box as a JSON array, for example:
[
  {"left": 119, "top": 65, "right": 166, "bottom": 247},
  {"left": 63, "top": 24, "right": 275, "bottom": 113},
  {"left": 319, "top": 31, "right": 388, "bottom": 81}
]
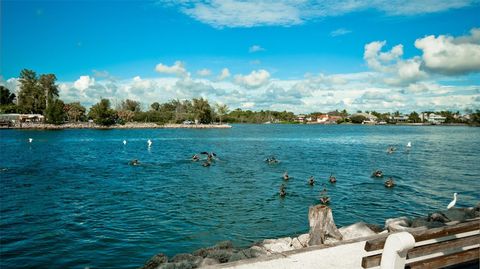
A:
[{"left": 1, "top": 125, "right": 479, "bottom": 268}]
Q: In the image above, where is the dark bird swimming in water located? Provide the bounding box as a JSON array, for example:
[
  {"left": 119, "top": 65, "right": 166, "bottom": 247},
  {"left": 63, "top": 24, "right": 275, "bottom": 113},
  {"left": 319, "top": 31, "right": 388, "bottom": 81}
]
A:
[
  {"left": 308, "top": 176, "right": 315, "bottom": 186},
  {"left": 329, "top": 174, "right": 337, "bottom": 184},
  {"left": 372, "top": 170, "right": 383, "bottom": 178},
  {"left": 387, "top": 146, "right": 396, "bottom": 154},
  {"left": 201, "top": 152, "right": 217, "bottom": 161},
  {"left": 265, "top": 156, "right": 279, "bottom": 164},
  {"left": 283, "top": 171, "right": 289, "bottom": 180},
  {"left": 192, "top": 154, "right": 200, "bottom": 161},
  {"left": 279, "top": 184, "right": 287, "bottom": 197},
  {"left": 129, "top": 159, "right": 139, "bottom": 166},
  {"left": 384, "top": 178, "right": 395, "bottom": 188}
]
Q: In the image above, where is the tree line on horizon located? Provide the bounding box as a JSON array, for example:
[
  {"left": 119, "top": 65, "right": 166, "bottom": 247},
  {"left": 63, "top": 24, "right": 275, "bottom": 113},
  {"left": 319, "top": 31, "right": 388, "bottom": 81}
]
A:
[{"left": 1, "top": 69, "right": 479, "bottom": 125}]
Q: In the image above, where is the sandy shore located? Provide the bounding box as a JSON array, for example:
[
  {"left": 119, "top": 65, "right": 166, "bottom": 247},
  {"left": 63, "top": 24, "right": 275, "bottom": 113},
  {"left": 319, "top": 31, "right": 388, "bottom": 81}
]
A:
[{"left": 0, "top": 122, "right": 232, "bottom": 129}]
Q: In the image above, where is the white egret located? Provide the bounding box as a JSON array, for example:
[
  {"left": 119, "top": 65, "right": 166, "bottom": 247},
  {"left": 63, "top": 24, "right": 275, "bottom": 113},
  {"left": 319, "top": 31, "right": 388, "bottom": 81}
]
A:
[
  {"left": 147, "top": 139, "right": 152, "bottom": 147},
  {"left": 123, "top": 140, "right": 127, "bottom": 145},
  {"left": 28, "top": 138, "right": 33, "bottom": 143},
  {"left": 447, "top": 193, "right": 457, "bottom": 209}
]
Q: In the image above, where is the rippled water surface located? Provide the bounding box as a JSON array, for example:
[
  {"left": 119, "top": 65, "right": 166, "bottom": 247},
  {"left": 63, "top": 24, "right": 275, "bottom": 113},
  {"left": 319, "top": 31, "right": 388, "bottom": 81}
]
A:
[{"left": 1, "top": 125, "right": 479, "bottom": 268}]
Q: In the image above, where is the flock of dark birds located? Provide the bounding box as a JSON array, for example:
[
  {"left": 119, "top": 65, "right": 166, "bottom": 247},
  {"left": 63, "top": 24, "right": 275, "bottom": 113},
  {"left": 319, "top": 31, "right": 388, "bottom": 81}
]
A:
[
  {"left": 269, "top": 143, "right": 410, "bottom": 204},
  {"left": 127, "top": 142, "right": 411, "bottom": 205}
]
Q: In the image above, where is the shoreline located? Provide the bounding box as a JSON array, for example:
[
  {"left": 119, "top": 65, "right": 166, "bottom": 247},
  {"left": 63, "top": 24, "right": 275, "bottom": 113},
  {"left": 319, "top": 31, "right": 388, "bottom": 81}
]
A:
[
  {"left": 1, "top": 122, "right": 475, "bottom": 130},
  {"left": 0, "top": 122, "right": 232, "bottom": 130}
]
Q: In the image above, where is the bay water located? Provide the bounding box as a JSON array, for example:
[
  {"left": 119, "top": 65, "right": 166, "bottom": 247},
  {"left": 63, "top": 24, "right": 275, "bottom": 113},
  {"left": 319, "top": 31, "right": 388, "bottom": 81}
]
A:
[{"left": 1, "top": 124, "right": 479, "bottom": 268}]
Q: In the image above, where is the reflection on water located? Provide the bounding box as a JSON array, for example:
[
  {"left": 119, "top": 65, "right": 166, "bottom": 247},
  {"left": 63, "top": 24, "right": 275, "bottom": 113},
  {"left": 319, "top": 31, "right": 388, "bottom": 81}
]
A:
[{"left": 0, "top": 125, "right": 479, "bottom": 268}]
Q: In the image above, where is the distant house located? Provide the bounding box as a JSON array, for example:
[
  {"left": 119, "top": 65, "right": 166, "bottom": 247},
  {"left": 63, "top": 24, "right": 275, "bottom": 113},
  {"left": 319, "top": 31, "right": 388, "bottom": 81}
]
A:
[
  {"left": 393, "top": 115, "right": 409, "bottom": 123},
  {"left": 0, "top": 114, "right": 44, "bottom": 124},
  {"left": 328, "top": 116, "right": 343, "bottom": 123},
  {"left": 316, "top": 114, "right": 329, "bottom": 123},
  {"left": 296, "top": 114, "right": 306, "bottom": 123},
  {"left": 427, "top": 113, "right": 446, "bottom": 124}
]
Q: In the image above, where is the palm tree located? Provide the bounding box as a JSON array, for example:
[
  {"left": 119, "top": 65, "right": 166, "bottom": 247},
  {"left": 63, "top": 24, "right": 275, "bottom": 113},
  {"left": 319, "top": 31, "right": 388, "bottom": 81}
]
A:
[{"left": 215, "top": 103, "right": 229, "bottom": 124}]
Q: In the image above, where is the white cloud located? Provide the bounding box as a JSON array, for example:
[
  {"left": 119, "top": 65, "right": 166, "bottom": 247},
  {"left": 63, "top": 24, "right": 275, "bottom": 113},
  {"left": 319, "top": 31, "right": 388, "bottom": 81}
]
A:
[
  {"left": 180, "top": 0, "right": 303, "bottom": 28},
  {"left": 155, "top": 61, "right": 189, "bottom": 77},
  {"left": 0, "top": 77, "right": 20, "bottom": 94},
  {"left": 234, "top": 69, "right": 271, "bottom": 88},
  {"left": 161, "top": 0, "right": 477, "bottom": 28},
  {"left": 330, "top": 28, "right": 352, "bottom": 37},
  {"left": 241, "top": 102, "right": 255, "bottom": 108},
  {"left": 249, "top": 45, "right": 265, "bottom": 53},
  {"left": 197, "top": 68, "right": 212, "bottom": 76},
  {"left": 364, "top": 41, "right": 427, "bottom": 85},
  {"left": 217, "top": 68, "right": 231, "bottom": 80},
  {"left": 364, "top": 41, "right": 403, "bottom": 72},
  {"left": 415, "top": 28, "right": 480, "bottom": 75},
  {"left": 73, "top": 76, "right": 95, "bottom": 91}
]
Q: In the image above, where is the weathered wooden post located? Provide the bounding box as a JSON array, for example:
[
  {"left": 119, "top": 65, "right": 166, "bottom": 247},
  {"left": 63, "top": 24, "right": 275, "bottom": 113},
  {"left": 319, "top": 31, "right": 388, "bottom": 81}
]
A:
[{"left": 308, "top": 205, "right": 343, "bottom": 245}]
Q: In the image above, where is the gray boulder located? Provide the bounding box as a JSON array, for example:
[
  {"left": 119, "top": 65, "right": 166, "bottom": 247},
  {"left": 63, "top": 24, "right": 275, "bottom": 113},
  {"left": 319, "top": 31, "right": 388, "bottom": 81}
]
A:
[
  {"left": 261, "top": 237, "right": 294, "bottom": 253},
  {"left": 443, "top": 208, "right": 476, "bottom": 222},
  {"left": 338, "top": 222, "right": 377, "bottom": 240},
  {"left": 199, "top": 258, "right": 219, "bottom": 267},
  {"left": 411, "top": 217, "right": 446, "bottom": 228},
  {"left": 291, "top": 234, "right": 309, "bottom": 249},
  {"left": 385, "top": 217, "right": 413, "bottom": 232},
  {"left": 141, "top": 253, "right": 168, "bottom": 269},
  {"left": 249, "top": 246, "right": 268, "bottom": 256},
  {"left": 206, "top": 249, "right": 233, "bottom": 263}
]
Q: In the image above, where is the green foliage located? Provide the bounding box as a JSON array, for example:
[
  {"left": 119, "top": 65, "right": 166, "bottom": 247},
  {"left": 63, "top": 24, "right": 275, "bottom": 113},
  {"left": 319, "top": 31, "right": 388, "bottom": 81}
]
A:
[
  {"left": 408, "top": 111, "right": 421, "bottom": 123},
  {"left": 45, "top": 99, "right": 66, "bottom": 124},
  {"left": 65, "top": 102, "right": 86, "bottom": 122},
  {"left": 88, "top": 99, "right": 117, "bottom": 126},
  {"left": 0, "top": 86, "right": 16, "bottom": 105},
  {"left": 215, "top": 103, "right": 229, "bottom": 124},
  {"left": 438, "top": 110, "right": 465, "bottom": 123},
  {"left": 350, "top": 115, "right": 367, "bottom": 124},
  {"left": 470, "top": 110, "right": 480, "bottom": 125},
  {"left": 224, "top": 109, "right": 295, "bottom": 123},
  {"left": 39, "top": 74, "right": 59, "bottom": 102},
  {"left": 17, "top": 69, "right": 61, "bottom": 115},
  {"left": 0, "top": 104, "right": 19, "bottom": 113},
  {"left": 18, "top": 69, "right": 41, "bottom": 113},
  {"left": 150, "top": 102, "right": 160, "bottom": 111},
  {"left": 192, "top": 98, "right": 212, "bottom": 124},
  {"left": 119, "top": 99, "right": 141, "bottom": 112}
]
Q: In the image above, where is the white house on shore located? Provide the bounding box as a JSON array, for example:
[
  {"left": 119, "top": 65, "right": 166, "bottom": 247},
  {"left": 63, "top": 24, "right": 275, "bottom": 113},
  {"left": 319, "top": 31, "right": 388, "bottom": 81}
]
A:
[
  {"left": 420, "top": 113, "right": 446, "bottom": 124},
  {"left": 0, "top": 114, "right": 44, "bottom": 124}
]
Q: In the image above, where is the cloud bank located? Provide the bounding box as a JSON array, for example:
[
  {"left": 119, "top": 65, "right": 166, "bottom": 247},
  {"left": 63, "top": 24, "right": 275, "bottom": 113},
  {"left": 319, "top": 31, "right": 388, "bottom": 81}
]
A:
[{"left": 160, "top": 0, "right": 478, "bottom": 28}]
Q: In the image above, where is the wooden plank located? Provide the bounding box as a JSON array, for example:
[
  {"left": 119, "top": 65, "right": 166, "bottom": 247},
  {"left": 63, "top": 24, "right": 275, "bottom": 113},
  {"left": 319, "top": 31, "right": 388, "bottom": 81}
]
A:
[
  {"left": 361, "top": 253, "right": 381, "bottom": 268},
  {"left": 406, "top": 248, "right": 480, "bottom": 269},
  {"left": 364, "top": 219, "right": 480, "bottom": 251},
  {"left": 407, "top": 234, "right": 480, "bottom": 259},
  {"left": 361, "top": 236, "right": 479, "bottom": 268},
  {"left": 412, "top": 220, "right": 480, "bottom": 243}
]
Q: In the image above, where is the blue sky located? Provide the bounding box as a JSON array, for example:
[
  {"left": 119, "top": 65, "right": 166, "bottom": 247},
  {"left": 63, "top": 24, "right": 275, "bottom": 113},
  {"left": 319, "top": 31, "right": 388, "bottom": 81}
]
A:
[{"left": 1, "top": 0, "right": 480, "bottom": 113}]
